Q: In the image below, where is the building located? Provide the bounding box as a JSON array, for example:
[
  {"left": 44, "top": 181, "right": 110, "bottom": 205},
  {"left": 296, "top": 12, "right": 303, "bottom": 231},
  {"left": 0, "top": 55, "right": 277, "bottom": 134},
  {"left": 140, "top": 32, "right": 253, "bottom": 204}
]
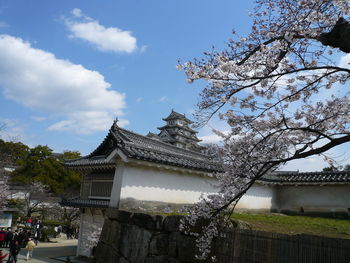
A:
[
  {"left": 61, "top": 110, "right": 350, "bottom": 257},
  {"left": 236, "top": 171, "right": 350, "bottom": 217},
  {"left": 147, "top": 110, "right": 202, "bottom": 151},
  {"left": 61, "top": 111, "right": 222, "bottom": 257}
]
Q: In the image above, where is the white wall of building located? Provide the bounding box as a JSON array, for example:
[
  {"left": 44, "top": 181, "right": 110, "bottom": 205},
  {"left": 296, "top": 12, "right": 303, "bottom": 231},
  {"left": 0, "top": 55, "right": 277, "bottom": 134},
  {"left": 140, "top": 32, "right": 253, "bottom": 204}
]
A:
[
  {"left": 273, "top": 185, "right": 350, "bottom": 213},
  {"left": 236, "top": 184, "right": 273, "bottom": 211},
  {"left": 119, "top": 165, "right": 218, "bottom": 204},
  {"left": 77, "top": 209, "right": 105, "bottom": 257}
]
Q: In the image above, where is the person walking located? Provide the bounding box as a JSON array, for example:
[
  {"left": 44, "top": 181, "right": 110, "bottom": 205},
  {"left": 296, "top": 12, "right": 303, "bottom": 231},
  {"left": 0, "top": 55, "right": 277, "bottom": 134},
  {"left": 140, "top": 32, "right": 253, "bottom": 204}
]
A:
[
  {"left": 33, "top": 230, "right": 39, "bottom": 246},
  {"left": 25, "top": 238, "right": 36, "bottom": 260},
  {"left": 9, "top": 240, "right": 21, "bottom": 263}
]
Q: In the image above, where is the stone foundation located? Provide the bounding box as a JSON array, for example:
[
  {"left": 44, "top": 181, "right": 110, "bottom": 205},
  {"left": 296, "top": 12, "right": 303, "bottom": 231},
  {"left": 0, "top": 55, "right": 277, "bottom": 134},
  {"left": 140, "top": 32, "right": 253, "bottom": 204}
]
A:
[{"left": 94, "top": 209, "right": 235, "bottom": 263}]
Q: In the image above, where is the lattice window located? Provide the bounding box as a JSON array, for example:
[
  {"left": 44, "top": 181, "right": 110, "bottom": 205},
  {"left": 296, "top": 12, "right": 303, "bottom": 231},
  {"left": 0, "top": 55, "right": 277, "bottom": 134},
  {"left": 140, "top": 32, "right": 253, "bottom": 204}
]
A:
[{"left": 90, "top": 181, "right": 113, "bottom": 198}]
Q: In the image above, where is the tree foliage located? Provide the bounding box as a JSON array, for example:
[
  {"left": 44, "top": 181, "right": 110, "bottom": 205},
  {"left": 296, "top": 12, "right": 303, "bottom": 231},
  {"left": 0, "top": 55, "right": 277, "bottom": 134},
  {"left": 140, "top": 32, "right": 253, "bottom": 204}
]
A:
[
  {"left": 0, "top": 139, "right": 29, "bottom": 169},
  {"left": 180, "top": 0, "right": 350, "bottom": 259},
  {"left": 13, "top": 145, "right": 81, "bottom": 195}
]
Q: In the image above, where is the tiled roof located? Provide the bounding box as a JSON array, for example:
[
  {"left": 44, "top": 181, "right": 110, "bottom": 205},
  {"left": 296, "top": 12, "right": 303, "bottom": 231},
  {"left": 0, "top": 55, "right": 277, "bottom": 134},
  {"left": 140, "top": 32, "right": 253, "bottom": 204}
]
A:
[
  {"left": 260, "top": 171, "right": 350, "bottom": 185},
  {"left": 60, "top": 197, "right": 109, "bottom": 208},
  {"left": 65, "top": 122, "right": 222, "bottom": 173},
  {"left": 157, "top": 124, "right": 198, "bottom": 134},
  {"left": 162, "top": 110, "right": 193, "bottom": 124}
]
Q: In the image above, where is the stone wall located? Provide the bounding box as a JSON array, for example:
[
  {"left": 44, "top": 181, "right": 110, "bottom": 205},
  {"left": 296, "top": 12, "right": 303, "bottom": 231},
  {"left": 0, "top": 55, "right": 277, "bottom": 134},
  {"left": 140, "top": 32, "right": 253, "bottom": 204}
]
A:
[
  {"left": 78, "top": 209, "right": 105, "bottom": 257},
  {"left": 94, "top": 209, "right": 235, "bottom": 263}
]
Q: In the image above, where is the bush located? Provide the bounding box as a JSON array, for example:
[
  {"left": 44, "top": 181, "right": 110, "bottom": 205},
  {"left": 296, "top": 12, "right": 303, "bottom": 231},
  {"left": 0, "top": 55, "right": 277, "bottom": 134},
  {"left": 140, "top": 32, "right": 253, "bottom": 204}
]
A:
[{"left": 40, "top": 226, "right": 56, "bottom": 242}]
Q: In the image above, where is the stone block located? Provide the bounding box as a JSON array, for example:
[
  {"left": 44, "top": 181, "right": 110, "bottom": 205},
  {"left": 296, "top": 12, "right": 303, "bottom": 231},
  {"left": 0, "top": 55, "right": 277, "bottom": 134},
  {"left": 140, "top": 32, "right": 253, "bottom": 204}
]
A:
[
  {"left": 168, "top": 232, "right": 179, "bottom": 258},
  {"left": 110, "top": 220, "right": 122, "bottom": 247},
  {"left": 119, "top": 224, "right": 153, "bottom": 263},
  {"left": 144, "top": 255, "right": 167, "bottom": 263},
  {"left": 154, "top": 215, "right": 164, "bottom": 231},
  {"left": 163, "top": 215, "right": 182, "bottom": 232},
  {"left": 105, "top": 249, "right": 120, "bottom": 263},
  {"left": 107, "top": 209, "right": 133, "bottom": 223},
  {"left": 100, "top": 219, "right": 112, "bottom": 243},
  {"left": 149, "top": 233, "right": 169, "bottom": 255},
  {"left": 131, "top": 212, "right": 156, "bottom": 230},
  {"left": 94, "top": 243, "right": 109, "bottom": 263},
  {"left": 144, "top": 256, "right": 181, "bottom": 263}
]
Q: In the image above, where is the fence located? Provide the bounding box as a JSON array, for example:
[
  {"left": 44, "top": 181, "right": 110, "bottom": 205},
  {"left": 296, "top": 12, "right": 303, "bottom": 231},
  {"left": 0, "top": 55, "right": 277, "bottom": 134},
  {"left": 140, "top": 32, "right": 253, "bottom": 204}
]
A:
[{"left": 234, "top": 230, "right": 350, "bottom": 263}]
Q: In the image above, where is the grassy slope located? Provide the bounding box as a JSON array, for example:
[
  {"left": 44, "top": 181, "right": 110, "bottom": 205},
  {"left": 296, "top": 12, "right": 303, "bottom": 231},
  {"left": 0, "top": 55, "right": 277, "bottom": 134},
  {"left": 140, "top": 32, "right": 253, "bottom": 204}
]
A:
[{"left": 231, "top": 213, "right": 350, "bottom": 239}]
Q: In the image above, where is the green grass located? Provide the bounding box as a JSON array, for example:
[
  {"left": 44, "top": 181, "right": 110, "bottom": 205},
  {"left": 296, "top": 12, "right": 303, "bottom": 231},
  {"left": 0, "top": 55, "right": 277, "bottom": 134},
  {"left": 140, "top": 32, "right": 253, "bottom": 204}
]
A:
[{"left": 231, "top": 213, "right": 350, "bottom": 239}]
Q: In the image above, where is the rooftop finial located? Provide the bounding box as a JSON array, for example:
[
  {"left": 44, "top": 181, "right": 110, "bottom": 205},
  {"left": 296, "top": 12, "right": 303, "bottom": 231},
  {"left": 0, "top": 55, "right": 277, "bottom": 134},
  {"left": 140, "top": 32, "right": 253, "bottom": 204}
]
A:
[{"left": 112, "top": 117, "right": 119, "bottom": 130}]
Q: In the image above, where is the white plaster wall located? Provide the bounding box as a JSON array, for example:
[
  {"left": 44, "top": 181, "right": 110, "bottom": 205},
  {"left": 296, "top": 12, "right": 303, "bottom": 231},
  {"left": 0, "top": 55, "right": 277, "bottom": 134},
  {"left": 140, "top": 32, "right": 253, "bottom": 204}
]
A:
[
  {"left": 119, "top": 165, "right": 218, "bottom": 204},
  {"left": 78, "top": 210, "right": 105, "bottom": 257},
  {"left": 274, "top": 185, "right": 350, "bottom": 213},
  {"left": 236, "top": 184, "right": 273, "bottom": 210}
]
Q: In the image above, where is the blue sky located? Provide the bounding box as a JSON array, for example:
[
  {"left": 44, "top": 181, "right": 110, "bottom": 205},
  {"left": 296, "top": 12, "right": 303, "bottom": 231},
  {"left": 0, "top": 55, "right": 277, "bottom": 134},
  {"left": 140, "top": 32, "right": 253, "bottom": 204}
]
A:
[{"left": 0, "top": 0, "right": 349, "bottom": 171}]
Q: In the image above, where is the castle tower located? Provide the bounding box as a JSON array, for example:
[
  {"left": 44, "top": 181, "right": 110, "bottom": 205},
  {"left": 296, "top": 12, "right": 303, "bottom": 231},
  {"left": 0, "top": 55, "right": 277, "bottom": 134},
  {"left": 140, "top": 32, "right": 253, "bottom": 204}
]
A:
[{"left": 156, "top": 110, "right": 202, "bottom": 151}]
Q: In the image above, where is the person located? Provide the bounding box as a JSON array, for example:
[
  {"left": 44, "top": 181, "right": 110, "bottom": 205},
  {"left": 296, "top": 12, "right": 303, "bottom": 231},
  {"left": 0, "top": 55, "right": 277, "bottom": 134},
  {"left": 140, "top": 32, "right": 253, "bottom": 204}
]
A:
[
  {"left": 12, "top": 230, "right": 19, "bottom": 242},
  {"left": 17, "top": 229, "right": 26, "bottom": 248},
  {"left": 58, "top": 225, "right": 62, "bottom": 237},
  {"left": 25, "top": 238, "right": 36, "bottom": 260},
  {"left": 4, "top": 228, "right": 13, "bottom": 248},
  {"left": 34, "top": 221, "right": 42, "bottom": 231},
  {"left": 9, "top": 240, "right": 20, "bottom": 263},
  {"left": 0, "top": 229, "right": 5, "bottom": 248},
  {"left": 0, "top": 250, "right": 8, "bottom": 263},
  {"left": 33, "top": 230, "right": 39, "bottom": 246},
  {"left": 26, "top": 218, "right": 33, "bottom": 228},
  {"left": 20, "top": 229, "right": 29, "bottom": 248},
  {"left": 54, "top": 226, "right": 58, "bottom": 238}
]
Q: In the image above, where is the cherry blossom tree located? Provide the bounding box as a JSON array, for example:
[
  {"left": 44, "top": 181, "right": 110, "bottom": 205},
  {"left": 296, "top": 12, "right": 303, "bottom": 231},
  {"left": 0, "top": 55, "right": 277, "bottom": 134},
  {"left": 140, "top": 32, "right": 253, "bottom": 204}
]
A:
[
  {"left": 22, "top": 181, "right": 50, "bottom": 217},
  {"left": 0, "top": 125, "right": 20, "bottom": 209},
  {"left": 0, "top": 172, "right": 10, "bottom": 209},
  {"left": 180, "top": 0, "right": 350, "bottom": 259}
]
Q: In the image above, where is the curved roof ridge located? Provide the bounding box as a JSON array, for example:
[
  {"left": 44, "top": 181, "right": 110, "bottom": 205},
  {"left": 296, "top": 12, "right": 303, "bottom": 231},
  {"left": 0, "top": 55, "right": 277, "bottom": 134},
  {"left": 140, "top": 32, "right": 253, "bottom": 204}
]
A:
[{"left": 116, "top": 126, "right": 210, "bottom": 159}]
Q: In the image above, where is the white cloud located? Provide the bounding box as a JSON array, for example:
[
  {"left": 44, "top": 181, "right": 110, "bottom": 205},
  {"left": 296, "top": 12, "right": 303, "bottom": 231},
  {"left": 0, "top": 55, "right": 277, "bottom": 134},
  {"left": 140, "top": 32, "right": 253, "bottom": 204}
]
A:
[
  {"left": 0, "top": 34, "right": 127, "bottom": 134},
  {"left": 159, "top": 96, "right": 168, "bottom": 102},
  {"left": 71, "top": 8, "right": 83, "bottom": 18},
  {"left": 140, "top": 45, "right": 148, "bottom": 53},
  {"left": 136, "top": 97, "right": 143, "bottom": 103},
  {"left": 65, "top": 8, "right": 137, "bottom": 54}
]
